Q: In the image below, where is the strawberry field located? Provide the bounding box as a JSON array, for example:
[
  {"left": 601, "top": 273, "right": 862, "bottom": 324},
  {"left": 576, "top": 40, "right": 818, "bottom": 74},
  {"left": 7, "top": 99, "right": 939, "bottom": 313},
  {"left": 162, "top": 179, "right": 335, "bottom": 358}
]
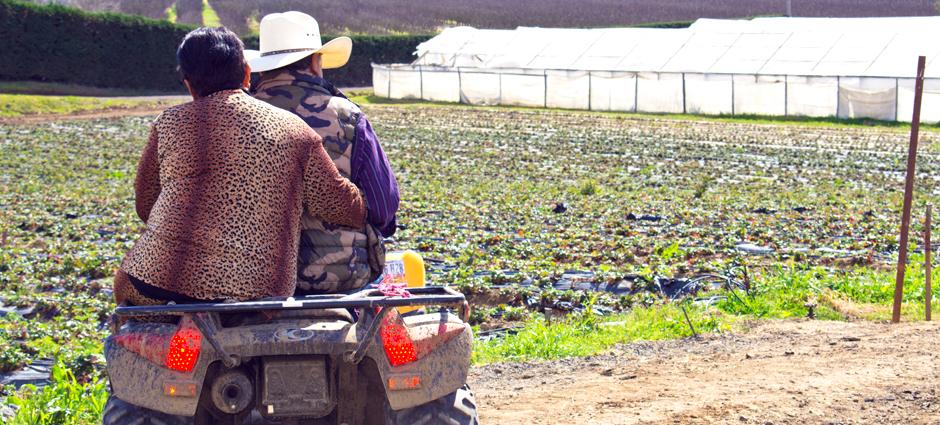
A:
[{"left": 2, "top": 103, "right": 940, "bottom": 422}]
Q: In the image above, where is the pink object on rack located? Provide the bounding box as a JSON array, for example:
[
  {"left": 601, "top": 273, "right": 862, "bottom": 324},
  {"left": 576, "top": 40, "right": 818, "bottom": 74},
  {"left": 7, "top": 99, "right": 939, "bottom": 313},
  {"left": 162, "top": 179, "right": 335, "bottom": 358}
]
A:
[{"left": 375, "top": 281, "right": 412, "bottom": 298}]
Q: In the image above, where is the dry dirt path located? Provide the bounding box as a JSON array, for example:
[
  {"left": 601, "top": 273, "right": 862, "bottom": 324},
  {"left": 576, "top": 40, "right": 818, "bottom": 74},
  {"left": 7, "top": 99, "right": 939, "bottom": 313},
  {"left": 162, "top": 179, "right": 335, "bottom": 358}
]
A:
[{"left": 470, "top": 320, "right": 940, "bottom": 424}]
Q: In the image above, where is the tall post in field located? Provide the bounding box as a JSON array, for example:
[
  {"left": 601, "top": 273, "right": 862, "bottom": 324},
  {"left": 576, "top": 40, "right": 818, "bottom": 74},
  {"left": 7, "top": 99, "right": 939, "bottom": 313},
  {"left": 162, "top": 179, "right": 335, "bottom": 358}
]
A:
[
  {"left": 892, "top": 56, "right": 927, "bottom": 323},
  {"left": 926, "top": 204, "right": 933, "bottom": 321}
]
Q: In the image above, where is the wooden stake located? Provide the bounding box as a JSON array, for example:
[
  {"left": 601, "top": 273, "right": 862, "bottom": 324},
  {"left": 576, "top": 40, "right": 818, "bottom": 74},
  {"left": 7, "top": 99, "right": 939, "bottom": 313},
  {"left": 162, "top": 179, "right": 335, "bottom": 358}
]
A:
[
  {"left": 926, "top": 204, "right": 933, "bottom": 321},
  {"left": 893, "top": 56, "right": 927, "bottom": 323}
]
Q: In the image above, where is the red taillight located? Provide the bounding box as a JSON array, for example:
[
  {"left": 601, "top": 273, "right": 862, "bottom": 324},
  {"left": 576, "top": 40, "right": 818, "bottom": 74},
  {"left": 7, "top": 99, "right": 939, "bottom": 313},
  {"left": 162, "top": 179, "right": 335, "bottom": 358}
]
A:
[
  {"left": 380, "top": 309, "right": 417, "bottom": 367},
  {"left": 115, "top": 317, "right": 202, "bottom": 373},
  {"left": 165, "top": 326, "right": 201, "bottom": 372}
]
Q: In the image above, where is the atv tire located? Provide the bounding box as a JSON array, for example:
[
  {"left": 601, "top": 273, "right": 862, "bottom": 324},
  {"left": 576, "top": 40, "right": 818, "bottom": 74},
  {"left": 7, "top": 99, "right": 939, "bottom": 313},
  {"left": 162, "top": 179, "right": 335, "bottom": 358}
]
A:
[
  {"left": 102, "top": 396, "right": 194, "bottom": 425},
  {"left": 384, "top": 385, "right": 478, "bottom": 425}
]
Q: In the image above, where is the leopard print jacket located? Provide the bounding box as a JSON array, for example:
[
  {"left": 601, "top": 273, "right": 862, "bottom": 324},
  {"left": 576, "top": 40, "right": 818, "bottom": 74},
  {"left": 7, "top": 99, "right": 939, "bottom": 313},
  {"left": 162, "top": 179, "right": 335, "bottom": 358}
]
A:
[{"left": 119, "top": 89, "right": 366, "bottom": 301}]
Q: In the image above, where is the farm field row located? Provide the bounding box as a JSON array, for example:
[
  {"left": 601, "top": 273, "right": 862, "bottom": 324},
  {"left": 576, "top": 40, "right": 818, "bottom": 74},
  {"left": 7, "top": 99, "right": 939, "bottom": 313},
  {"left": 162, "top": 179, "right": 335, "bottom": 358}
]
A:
[{"left": 2, "top": 103, "right": 940, "bottom": 422}]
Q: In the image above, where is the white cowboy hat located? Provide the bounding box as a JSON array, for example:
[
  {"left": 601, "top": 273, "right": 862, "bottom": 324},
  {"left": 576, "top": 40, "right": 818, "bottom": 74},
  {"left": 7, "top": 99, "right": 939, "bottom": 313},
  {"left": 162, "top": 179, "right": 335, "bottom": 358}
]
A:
[{"left": 244, "top": 11, "right": 352, "bottom": 72}]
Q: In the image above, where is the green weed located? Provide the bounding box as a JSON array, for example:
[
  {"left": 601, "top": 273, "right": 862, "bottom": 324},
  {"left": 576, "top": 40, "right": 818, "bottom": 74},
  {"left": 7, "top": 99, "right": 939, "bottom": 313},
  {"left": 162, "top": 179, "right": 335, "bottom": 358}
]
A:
[
  {"left": 472, "top": 304, "right": 734, "bottom": 365},
  {"left": 578, "top": 179, "right": 599, "bottom": 196},
  {"left": 4, "top": 361, "right": 107, "bottom": 425}
]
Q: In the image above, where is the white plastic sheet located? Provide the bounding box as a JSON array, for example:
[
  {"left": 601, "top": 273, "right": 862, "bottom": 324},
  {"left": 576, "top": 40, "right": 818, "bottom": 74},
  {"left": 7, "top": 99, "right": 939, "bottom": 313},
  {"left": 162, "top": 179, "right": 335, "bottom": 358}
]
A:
[
  {"left": 837, "top": 77, "right": 897, "bottom": 121},
  {"left": 898, "top": 78, "right": 940, "bottom": 124},
  {"left": 546, "top": 70, "right": 590, "bottom": 110},
  {"left": 786, "top": 76, "right": 838, "bottom": 117},
  {"left": 733, "top": 75, "right": 786, "bottom": 116},
  {"left": 588, "top": 71, "right": 636, "bottom": 112},
  {"left": 388, "top": 67, "right": 422, "bottom": 99},
  {"left": 499, "top": 69, "right": 545, "bottom": 107},
  {"left": 636, "top": 72, "right": 684, "bottom": 114},
  {"left": 420, "top": 68, "right": 461, "bottom": 103},
  {"left": 372, "top": 65, "right": 391, "bottom": 98},
  {"left": 684, "top": 73, "right": 733, "bottom": 115},
  {"left": 458, "top": 70, "right": 501, "bottom": 105}
]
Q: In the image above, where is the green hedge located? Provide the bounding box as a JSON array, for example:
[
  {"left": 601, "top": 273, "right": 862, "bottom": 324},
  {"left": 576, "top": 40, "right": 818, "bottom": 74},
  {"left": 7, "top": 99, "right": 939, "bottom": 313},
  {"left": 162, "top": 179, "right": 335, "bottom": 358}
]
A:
[
  {"left": 0, "top": 0, "right": 429, "bottom": 91},
  {"left": 0, "top": 0, "right": 192, "bottom": 91}
]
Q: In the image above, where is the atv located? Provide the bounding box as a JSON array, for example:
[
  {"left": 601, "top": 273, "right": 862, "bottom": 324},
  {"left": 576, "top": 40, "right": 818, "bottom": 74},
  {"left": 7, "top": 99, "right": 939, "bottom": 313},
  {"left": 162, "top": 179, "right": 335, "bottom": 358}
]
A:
[{"left": 102, "top": 286, "right": 478, "bottom": 424}]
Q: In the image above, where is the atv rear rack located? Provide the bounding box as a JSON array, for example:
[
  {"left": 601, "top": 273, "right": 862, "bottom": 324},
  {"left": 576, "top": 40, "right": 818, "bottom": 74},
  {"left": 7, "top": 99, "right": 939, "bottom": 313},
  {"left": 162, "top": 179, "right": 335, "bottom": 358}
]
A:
[
  {"left": 113, "top": 286, "right": 467, "bottom": 317},
  {"left": 113, "top": 286, "right": 470, "bottom": 369}
]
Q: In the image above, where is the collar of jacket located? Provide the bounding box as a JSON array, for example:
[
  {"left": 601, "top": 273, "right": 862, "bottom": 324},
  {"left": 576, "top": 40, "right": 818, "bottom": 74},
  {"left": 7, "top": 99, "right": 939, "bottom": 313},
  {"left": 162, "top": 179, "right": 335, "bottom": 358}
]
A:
[{"left": 254, "top": 68, "right": 347, "bottom": 99}]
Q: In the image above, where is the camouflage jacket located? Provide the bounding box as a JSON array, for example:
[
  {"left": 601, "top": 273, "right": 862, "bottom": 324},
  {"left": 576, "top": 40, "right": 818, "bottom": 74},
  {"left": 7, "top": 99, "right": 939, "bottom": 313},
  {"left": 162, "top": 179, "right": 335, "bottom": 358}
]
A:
[{"left": 254, "top": 69, "right": 399, "bottom": 294}]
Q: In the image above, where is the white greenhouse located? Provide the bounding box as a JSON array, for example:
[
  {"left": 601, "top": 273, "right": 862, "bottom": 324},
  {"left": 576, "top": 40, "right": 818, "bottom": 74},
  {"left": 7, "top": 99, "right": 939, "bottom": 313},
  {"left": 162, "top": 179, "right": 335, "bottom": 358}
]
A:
[{"left": 372, "top": 17, "right": 940, "bottom": 122}]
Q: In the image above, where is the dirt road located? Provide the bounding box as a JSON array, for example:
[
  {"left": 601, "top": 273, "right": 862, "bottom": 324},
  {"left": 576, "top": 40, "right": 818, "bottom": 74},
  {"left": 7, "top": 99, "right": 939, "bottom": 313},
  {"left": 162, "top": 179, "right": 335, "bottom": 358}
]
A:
[
  {"left": 0, "top": 104, "right": 174, "bottom": 125},
  {"left": 470, "top": 320, "right": 940, "bottom": 424}
]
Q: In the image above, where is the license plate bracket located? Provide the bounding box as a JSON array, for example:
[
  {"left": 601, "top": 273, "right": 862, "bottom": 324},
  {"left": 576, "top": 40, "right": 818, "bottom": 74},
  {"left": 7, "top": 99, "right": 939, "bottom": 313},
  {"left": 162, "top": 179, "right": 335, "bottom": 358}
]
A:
[{"left": 261, "top": 356, "right": 334, "bottom": 418}]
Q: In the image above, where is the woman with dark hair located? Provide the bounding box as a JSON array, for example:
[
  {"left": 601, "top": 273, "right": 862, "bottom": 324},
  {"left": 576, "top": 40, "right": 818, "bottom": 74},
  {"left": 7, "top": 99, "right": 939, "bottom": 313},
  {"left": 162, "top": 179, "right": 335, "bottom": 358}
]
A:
[{"left": 112, "top": 27, "right": 366, "bottom": 305}]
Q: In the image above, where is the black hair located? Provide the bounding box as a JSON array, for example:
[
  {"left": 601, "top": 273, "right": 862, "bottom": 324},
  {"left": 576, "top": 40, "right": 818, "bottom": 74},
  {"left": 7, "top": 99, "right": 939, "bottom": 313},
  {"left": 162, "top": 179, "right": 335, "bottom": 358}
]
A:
[{"left": 176, "top": 27, "right": 246, "bottom": 97}]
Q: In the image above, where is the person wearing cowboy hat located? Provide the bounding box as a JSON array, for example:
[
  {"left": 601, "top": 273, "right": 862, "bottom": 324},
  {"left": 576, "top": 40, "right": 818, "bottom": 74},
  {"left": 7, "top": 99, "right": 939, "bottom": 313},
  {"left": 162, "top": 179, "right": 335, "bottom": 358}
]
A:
[
  {"left": 114, "top": 26, "right": 367, "bottom": 308},
  {"left": 246, "top": 11, "right": 399, "bottom": 295}
]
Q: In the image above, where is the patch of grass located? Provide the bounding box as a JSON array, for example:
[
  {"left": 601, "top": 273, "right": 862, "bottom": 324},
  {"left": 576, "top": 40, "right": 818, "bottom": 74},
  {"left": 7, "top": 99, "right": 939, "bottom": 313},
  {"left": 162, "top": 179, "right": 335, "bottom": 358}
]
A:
[
  {"left": 348, "top": 92, "right": 430, "bottom": 106},
  {"left": 0, "top": 94, "right": 175, "bottom": 117},
  {"left": 716, "top": 266, "right": 841, "bottom": 320},
  {"left": 202, "top": 0, "right": 221, "bottom": 27},
  {"left": 820, "top": 292, "right": 939, "bottom": 322},
  {"left": 472, "top": 304, "right": 735, "bottom": 365},
  {"left": 0, "top": 81, "right": 181, "bottom": 97},
  {"left": 473, "top": 260, "right": 940, "bottom": 365},
  {"left": 717, "top": 260, "right": 939, "bottom": 322}
]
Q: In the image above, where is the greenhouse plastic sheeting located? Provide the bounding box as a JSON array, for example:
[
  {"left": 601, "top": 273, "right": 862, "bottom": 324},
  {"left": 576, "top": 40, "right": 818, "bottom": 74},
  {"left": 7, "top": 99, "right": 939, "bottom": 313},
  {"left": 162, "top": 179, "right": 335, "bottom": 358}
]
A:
[
  {"left": 786, "top": 76, "right": 838, "bottom": 117},
  {"left": 373, "top": 66, "right": 391, "bottom": 98},
  {"left": 898, "top": 79, "right": 940, "bottom": 123},
  {"left": 733, "top": 75, "right": 787, "bottom": 116},
  {"left": 411, "top": 20, "right": 940, "bottom": 78},
  {"left": 458, "top": 70, "right": 501, "bottom": 105},
  {"left": 499, "top": 69, "right": 545, "bottom": 107},
  {"left": 388, "top": 67, "right": 422, "bottom": 99},
  {"left": 546, "top": 70, "right": 590, "bottom": 110},
  {"left": 685, "top": 74, "right": 733, "bottom": 115},
  {"left": 379, "top": 17, "right": 940, "bottom": 121},
  {"left": 588, "top": 72, "right": 636, "bottom": 112},
  {"left": 837, "top": 78, "right": 897, "bottom": 121},
  {"left": 636, "top": 73, "right": 683, "bottom": 114},
  {"left": 420, "top": 68, "right": 460, "bottom": 103}
]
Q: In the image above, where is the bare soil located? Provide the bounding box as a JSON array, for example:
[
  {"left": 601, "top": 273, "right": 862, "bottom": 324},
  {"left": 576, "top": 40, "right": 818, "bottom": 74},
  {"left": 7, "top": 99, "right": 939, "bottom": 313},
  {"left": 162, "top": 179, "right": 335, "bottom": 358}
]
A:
[{"left": 470, "top": 320, "right": 940, "bottom": 424}]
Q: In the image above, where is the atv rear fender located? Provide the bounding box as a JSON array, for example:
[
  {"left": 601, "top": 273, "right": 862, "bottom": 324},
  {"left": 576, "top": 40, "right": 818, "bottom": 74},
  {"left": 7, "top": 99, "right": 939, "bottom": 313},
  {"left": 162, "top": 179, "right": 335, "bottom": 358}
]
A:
[{"left": 363, "top": 311, "right": 473, "bottom": 411}]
